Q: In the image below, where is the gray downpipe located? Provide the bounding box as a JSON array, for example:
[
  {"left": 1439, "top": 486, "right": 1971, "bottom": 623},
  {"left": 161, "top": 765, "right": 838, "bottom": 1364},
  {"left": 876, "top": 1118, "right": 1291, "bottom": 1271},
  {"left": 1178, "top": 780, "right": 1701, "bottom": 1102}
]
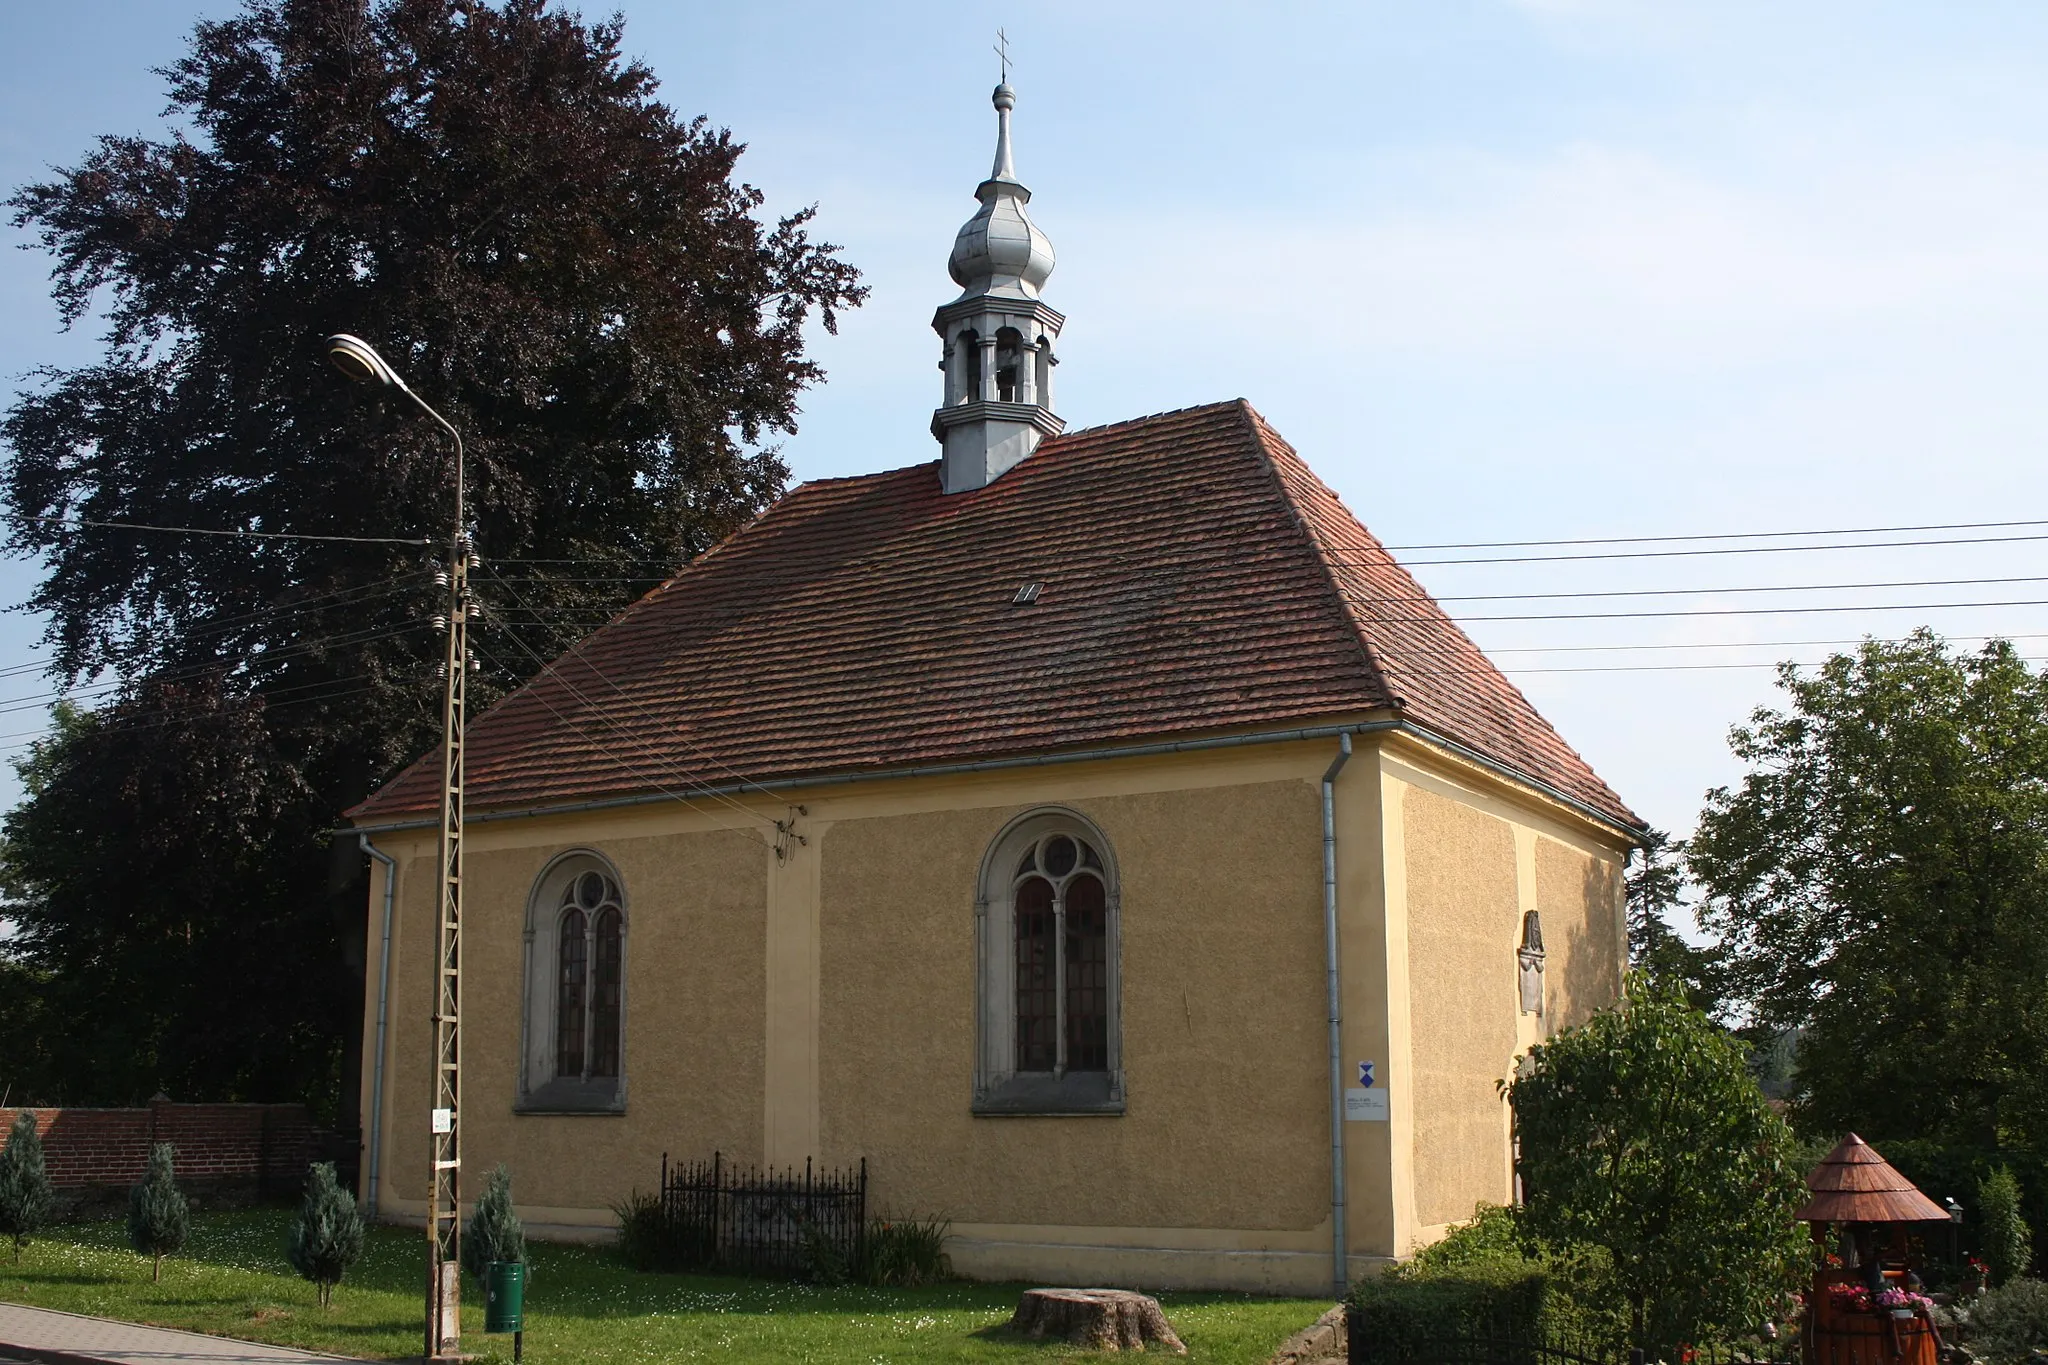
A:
[
  {"left": 1322, "top": 732, "right": 1354, "bottom": 1298},
  {"left": 358, "top": 833, "right": 397, "bottom": 1220}
]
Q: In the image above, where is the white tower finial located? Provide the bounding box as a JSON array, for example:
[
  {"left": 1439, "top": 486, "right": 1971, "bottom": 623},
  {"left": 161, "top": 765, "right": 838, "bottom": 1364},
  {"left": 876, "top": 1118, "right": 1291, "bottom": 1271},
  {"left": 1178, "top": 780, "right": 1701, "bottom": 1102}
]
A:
[{"left": 930, "top": 77, "right": 1066, "bottom": 493}]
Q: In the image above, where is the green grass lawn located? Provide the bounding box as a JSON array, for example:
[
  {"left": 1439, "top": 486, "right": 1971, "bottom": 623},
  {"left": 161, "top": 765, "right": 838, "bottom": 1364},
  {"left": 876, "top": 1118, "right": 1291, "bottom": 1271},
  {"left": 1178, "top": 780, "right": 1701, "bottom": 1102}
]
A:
[{"left": 0, "top": 1208, "right": 1329, "bottom": 1362}]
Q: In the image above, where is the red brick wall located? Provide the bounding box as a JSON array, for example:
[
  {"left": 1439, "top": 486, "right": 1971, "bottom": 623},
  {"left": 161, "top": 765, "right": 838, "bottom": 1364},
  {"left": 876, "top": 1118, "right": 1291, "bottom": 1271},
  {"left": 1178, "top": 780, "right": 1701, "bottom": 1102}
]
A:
[{"left": 0, "top": 1101, "right": 316, "bottom": 1190}]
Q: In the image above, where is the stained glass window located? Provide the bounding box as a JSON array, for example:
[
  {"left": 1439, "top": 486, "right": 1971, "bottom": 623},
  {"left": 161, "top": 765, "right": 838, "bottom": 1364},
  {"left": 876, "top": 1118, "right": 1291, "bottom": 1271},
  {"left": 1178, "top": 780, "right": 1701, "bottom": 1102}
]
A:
[
  {"left": 1015, "top": 876, "right": 1057, "bottom": 1071},
  {"left": 590, "top": 908, "right": 623, "bottom": 1078},
  {"left": 556, "top": 908, "right": 587, "bottom": 1079},
  {"left": 1065, "top": 875, "right": 1109, "bottom": 1071}
]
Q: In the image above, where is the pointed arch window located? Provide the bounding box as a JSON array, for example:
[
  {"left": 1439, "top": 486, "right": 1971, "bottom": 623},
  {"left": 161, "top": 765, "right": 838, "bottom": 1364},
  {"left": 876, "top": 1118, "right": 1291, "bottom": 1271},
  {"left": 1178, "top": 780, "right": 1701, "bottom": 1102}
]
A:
[
  {"left": 976, "top": 812, "right": 1123, "bottom": 1115},
  {"left": 520, "top": 856, "right": 629, "bottom": 1113}
]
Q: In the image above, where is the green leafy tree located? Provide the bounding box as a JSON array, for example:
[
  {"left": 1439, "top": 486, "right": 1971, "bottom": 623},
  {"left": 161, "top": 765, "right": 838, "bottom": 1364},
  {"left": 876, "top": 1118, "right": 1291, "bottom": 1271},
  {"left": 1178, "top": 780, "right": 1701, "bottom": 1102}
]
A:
[
  {"left": 1980, "top": 1166, "right": 2034, "bottom": 1287},
  {"left": 1625, "top": 827, "right": 1726, "bottom": 1015},
  {"left": 1688, "top": 632, "right": 2048, "bottom": 1152},
  {"left": 1507, "top": 976, "right": 1810, "bottom": 1354},
  {"left": 287, "top": 1161, "right": 364, "bottom": 1307},
  {"left": 126, "top": 1141, "right": 191, "bottom": 1281},
  {"left": 0, "top": 0, "right": 863, "bottom": 1106},
  {"left": 462, "top": 1162, "right": 526, "bottom": 1282},
  {"left": 0, "top": 1109, "right": 56, "bottom": 1263}
]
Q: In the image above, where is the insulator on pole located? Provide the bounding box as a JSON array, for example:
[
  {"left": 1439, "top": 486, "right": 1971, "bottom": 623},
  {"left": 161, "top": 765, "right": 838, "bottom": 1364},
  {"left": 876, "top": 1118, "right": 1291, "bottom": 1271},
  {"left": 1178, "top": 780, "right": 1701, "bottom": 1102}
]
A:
[
  {"left": 433, "top": 570, "right": 450, "bottom": 588},
  {"left": 431, "top": 614, "right": 448, "bottom": 631}
]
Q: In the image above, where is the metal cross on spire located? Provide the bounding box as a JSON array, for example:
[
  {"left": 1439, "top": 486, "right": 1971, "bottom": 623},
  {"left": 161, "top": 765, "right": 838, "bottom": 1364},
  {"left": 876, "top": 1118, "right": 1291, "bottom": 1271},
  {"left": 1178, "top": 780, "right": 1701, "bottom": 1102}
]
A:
[{"left": 995, "top": 28, "right": 1012, "bottom": 84}]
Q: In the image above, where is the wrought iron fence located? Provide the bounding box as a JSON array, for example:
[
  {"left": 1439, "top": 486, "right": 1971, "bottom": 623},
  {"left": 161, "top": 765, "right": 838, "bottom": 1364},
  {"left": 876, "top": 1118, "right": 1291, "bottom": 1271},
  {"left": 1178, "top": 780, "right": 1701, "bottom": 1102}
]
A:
[{"left": 655, "top": 1151, "right": 868, "bottom": 1278}]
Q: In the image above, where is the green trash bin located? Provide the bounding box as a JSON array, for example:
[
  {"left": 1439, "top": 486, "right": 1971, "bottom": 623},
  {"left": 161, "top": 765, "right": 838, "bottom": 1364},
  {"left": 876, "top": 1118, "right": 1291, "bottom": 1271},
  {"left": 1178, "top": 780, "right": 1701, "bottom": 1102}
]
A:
[{"left": 484, "top": 1260, "right": 526, "bottom": 1335}]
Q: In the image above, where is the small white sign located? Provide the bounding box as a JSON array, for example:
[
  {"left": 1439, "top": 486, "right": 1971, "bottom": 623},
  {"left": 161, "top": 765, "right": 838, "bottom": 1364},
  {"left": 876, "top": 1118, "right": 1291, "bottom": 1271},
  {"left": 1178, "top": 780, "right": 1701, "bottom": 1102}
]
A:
[
  {"left": 431, "top": 1107, "right": 453, "bottom": 1134},
  {"left": 1345, "top": 1087, "right": 1389, "bottom": 1121}
]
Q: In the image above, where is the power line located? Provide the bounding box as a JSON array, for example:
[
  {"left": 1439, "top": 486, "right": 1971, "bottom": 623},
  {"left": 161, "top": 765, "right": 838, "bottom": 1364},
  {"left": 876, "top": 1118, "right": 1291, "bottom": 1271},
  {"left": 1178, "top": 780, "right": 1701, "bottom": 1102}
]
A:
[
  {"left": 19, "top": 513, "right": 434, "bottom": 546},
  {"left": 1483, "top": 656, "right": 2048, "bottom": 677},
  {"left": 1481, "top": 632, "right": 2048, "bottom": 656},
  {"left": 474, "top": 566, "right": 784, "bottom": 820},
  {"left": 0, "top": 677, "right": 386, "bottom": 750},
  {"left": 1345, "top": 593, "right": 2048, "bottom": 624},
  {"left": 0, "top": 622, "right": 431, "bottom": 718},
  {"left": 1375, "top": 517, "right": 2048, "bottom": 553},
  {"left": 1426, "top": 574, "right": 2048, "bottom": 605},
  {"left": 1358, "top": 530, "right": 2048, "bottom": 568},
  {"left": 468, "top": 643, "right": 771, "bottom": 842}
]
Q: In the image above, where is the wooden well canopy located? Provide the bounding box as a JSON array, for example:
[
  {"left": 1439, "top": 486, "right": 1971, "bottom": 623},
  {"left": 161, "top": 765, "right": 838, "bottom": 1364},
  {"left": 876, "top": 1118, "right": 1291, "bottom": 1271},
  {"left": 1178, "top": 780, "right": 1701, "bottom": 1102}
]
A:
[{"left": 1795, "top": 1133, "right": 1949, "bottom": 1224}]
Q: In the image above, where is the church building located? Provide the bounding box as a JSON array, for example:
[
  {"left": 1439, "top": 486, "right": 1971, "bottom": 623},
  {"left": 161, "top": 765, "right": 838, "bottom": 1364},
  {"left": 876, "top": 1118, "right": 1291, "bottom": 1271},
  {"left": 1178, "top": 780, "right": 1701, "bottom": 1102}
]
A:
[{"left": 349, "top": 82, "right": 1641, "bottom": 1295}]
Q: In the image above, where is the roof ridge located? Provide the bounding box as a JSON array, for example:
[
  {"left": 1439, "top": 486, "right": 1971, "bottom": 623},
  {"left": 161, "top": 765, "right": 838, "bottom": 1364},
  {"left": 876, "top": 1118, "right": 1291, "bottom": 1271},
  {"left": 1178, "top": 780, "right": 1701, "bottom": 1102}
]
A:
[{"left": 1233, "top": 401, "right": 1400, "bottom": 711}]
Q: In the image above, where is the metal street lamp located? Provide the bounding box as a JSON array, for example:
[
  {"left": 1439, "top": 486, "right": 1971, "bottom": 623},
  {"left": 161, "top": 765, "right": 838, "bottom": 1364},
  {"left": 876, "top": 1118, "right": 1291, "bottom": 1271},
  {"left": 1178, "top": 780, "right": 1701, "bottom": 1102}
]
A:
[{"left": 327, "top": 333, "right": 470, "bottom": 1362}]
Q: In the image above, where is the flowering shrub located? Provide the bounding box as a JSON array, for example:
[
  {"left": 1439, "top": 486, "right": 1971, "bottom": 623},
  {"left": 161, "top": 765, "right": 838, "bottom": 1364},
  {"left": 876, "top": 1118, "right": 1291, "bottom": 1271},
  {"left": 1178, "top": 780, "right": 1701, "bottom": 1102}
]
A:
[{"left": 1827, "top": 1282, "right": 1933, "bottom": 1315}]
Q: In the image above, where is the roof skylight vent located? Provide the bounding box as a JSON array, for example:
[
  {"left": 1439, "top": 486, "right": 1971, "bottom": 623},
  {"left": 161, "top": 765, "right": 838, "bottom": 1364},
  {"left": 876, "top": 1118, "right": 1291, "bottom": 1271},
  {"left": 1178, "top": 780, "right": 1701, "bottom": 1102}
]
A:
[{"left": 1013, "top": 582, "right": 1042, "bottom": 606}]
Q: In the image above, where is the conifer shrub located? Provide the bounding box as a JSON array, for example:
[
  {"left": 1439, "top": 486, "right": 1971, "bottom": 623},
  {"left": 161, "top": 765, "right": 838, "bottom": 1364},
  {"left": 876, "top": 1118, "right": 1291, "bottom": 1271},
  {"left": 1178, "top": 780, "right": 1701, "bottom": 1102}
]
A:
[
  {"left": 286, "top": 1161, "right": 364, "bottom": 1307},
  {"left": 1962, "top": 1278, "right": 2048, "bottom": 1364},
  {"left": 0, "top": 1109, "right": 55, "bottom": 1263},
  {"left": 1981, "top": 1167, "right": 2034, "bottom": 1287},
  {"left": 125, "top": 1141, "right": 189, "bottom": 1281},
  {"left": 462, "top": 1163, "right": 527, "bottom": 1282}
]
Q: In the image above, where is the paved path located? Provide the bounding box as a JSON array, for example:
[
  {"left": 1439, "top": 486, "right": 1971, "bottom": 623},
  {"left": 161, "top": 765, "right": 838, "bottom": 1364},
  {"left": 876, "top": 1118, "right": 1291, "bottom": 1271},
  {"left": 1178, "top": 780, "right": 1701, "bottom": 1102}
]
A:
[{"left": 0, "top": 1304, "right": 375, "bottom": 1365}]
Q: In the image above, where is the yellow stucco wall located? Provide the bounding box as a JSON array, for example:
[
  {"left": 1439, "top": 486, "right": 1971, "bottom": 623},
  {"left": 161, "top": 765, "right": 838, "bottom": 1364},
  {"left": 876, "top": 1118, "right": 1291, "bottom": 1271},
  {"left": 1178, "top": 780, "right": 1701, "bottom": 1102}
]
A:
[
  {"left": 1402, "top": 784, "right": 1521, "bottom": 1228},
  {"left": 356, "top": 729, "right": 1632, "bottom": 1291},
  {"left": 1536, "top": 836, "right": 1625, "bottom": 1030},
  {"left": 1373, "top": 740, "right": 1632, "bottom": 1252},
  {"left": 815, "top": 782, "right": 1327, "bottom": 1233},
  {"left": 368, "top": 826, "right": 766, "bottom": 1217}
]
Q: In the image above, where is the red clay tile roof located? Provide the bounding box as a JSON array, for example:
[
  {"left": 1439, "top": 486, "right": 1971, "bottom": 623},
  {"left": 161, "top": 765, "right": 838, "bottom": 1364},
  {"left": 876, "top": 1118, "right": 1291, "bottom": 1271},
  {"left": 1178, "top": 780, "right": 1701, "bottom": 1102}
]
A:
[{"left": 350, "top": 400, "right": 1636, "bottom": 828}]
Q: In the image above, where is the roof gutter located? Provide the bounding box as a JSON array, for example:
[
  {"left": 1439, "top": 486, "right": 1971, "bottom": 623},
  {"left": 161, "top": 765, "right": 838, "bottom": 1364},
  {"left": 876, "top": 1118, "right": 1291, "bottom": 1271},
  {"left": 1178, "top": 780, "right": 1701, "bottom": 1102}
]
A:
[
  {"left": 1321, "top": 733, "right": 1354, "bottom": 1297},
  {"left": 346, "top": 718, "right": 1642, "bottom": 842}
]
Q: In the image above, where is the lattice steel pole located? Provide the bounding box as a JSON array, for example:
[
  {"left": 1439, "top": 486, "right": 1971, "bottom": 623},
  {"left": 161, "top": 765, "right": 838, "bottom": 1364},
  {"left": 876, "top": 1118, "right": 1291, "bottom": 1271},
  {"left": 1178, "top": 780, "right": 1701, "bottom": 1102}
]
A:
[
  {"left": 322, "top": 335, "right": 469, "bottom": 1362},
  {"left": 427, "top": 423, "right": 469, "bottom": 1363}
]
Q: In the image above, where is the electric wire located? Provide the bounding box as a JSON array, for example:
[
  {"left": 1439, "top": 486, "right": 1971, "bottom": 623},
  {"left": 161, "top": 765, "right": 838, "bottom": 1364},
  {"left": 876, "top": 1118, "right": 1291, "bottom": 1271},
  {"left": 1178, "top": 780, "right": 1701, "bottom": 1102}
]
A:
[
  {"left": 1374, "top": 517, "right": 2048, "bottom": 552},
  {"left": 473, "top": 565, "right": 784, "bottom": 820},
  {"left": 467, "top": 642, "right": 771, "bottom": 843},
  {"left": 1364, "top": 531, "right": 2048, "bottom": 568},
  {"left": 0, "top": 677, "right": 387, "bottom": 750},
  {"left": 0, "top": 622, "right": 433, "bottom": 718},
  {"left": 19, "top": 513, "right": 433, "bottom": 546},
  {"left": 1420, "top": 575, "right": 2048, "bottom": 604}
]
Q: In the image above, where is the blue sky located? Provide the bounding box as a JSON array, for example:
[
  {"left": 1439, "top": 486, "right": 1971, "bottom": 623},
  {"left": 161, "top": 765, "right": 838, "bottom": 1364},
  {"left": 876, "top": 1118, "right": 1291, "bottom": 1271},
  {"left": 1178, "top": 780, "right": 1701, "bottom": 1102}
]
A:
[{"left": 4, "top": 1, "right": 2048, "bottom": 835}]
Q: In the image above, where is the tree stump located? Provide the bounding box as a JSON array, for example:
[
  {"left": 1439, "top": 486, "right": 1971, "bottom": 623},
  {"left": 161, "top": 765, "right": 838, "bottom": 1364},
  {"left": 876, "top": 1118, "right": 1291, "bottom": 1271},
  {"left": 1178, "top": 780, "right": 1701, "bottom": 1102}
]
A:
[{"left": 1009, "top": 1288, "right": 1188, "bottom": 1353}]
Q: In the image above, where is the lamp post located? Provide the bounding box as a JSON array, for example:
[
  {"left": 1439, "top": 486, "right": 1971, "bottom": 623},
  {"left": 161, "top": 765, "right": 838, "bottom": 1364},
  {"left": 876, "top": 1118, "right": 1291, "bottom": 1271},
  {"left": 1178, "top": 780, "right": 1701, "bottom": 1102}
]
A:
[
  {"left": 1945, "top": 1196, "right": 1964, "bottom": 1275},
  {"left": 327, "top": 334, "right": 470, "bottom": 1361}
]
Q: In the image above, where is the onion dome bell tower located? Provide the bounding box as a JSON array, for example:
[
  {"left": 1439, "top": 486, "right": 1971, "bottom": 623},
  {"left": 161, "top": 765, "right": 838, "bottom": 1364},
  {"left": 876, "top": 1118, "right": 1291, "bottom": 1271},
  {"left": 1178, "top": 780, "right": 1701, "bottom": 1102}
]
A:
[{"left": 932, "top": 82, "right": 1066, "bottom": 493}]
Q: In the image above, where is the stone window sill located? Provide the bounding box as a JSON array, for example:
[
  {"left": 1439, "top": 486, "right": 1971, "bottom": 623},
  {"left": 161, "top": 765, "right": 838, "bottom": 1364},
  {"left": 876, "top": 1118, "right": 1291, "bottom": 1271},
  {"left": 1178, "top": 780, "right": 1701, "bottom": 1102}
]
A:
[
  {"left": 972, "top": 1071, "right": 1124, "bottom": 1117},
  {"left": 515, "top": 1078, "right": 625, "bottom": 1115}
]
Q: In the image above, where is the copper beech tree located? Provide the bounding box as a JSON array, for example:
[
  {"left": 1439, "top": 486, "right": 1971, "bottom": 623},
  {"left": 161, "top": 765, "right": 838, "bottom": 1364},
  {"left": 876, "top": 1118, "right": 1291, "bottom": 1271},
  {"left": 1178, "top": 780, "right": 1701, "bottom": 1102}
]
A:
[{"left": 0, "top": 0, "right": 863, "bottom": 1106}]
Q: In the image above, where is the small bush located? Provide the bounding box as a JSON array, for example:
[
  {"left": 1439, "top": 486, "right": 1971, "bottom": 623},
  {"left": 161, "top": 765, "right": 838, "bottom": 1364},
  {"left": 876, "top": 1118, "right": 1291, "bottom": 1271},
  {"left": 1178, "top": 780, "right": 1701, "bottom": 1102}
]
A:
[
  {"left": 1962, "top": 1278, "right": 2048, "bottom": 1365},
  {"left": 859, "top": 1214, "right": 951, "bottom": 1287},
  {"left": 1982, "top": 1168, "right": 2034, "bottom": 1287},
  {"left": 126, "top": 1142, "right": 190, "bottom": 1281},
  {"left": 612, "top": 1190, "right": 670, "bottom": 1272},
  {"left": 286, "top": 1162, "right": 364, "bottom": 1307},
  {"left": 462, "top": 1164, "right": 526, "bottom": 1283},
  {"left": 797, "top": 1218, "right": 848, "bottom": 1285},
  {"left": 1349, "top": 1259, "right": 1552, "bottom": 1362},
  {"left": 0, "top": 1110, "right": 55, "bottom": 1263}
]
